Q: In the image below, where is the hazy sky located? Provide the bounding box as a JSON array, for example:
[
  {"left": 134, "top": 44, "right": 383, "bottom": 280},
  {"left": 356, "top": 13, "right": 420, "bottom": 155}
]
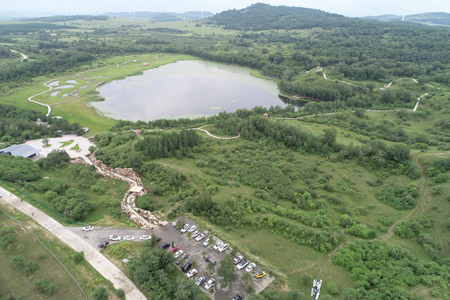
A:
[{"left": 2, "top": 0, "right": 450, "bottom": 17}]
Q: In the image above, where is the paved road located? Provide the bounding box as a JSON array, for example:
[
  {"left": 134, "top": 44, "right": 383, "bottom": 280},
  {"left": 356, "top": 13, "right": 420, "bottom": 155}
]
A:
[
  {"left": 0, "top": 186, "right": 147, "bottom": 300},
  {"left": 66, "top": 226, "right": 153, "bottom": 250}
]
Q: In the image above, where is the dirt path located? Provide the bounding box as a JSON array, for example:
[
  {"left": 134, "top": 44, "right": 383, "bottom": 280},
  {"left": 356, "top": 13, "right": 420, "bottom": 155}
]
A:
[{"left": 380, "top": 156, "right": 427, "bottom": 240}]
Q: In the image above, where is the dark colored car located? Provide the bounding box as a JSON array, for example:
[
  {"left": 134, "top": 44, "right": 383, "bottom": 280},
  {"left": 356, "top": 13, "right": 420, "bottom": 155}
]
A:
[
  {"left": 98, "top": 241, "right": 109, "bottom": 248},
  {"left": 160, "top": 242, "right": 170, "bottom": 249},
  {"left": 182, "top": 261, "right": 192, "bottom": 273},
  {"left": 233, "top": 296, "right": 242, "bottom": 300},
  {"left": 156, "top": 236, "right": 162, "bottom": 242},
  {"left": 205, "top": 256, "right": 210, "bottom": 262}
]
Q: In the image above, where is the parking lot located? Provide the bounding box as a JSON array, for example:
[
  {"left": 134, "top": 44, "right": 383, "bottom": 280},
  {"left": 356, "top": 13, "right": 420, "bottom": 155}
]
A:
[
  {"left": 154, "top": 216, "right": 274, "bottom": 300},
  {"left": 67, "top": 216, "right": 274, "bottom": 300}
]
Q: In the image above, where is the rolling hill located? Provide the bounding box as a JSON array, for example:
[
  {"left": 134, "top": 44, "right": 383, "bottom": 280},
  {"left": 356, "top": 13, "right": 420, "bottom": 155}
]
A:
[{"left": 364, "top": 12, "right": 450, "bottom": 26}]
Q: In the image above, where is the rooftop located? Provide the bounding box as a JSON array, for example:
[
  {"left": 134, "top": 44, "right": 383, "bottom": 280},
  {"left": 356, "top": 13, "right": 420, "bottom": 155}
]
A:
[{"left": 0, "top": 144, "right": 40, "bottom": 158}]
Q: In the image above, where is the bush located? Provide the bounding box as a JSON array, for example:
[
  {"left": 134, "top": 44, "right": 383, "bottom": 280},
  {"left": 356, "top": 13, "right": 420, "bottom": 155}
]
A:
[
  {"left": 73, "top": 251, "right": 84, "bottom": 263},
  {"left": 327, "top": 282, "right": 339, "bottom": 295},
  {"left": 115, "top": 288, "right": 125, "bottom": 298},
  {"left": 92, "top": 287, "right": 109, "bottom": 300}
]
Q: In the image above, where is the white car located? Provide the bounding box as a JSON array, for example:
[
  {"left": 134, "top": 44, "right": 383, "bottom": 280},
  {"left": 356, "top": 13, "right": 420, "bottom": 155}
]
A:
[
  {"left": 233, "top": 255, "right": 243, "bottom": 265},
  {"left": 196, "top": 234, "right": 205, "bottom": 242},
  {"left": 123, "top": 235, "right": 135, "bottom": 241},
  {"left": 218, "top": 243, "right": 228, "bottom": 252},
  {"left": 188, "top": 225, "right": 197, "bottom": 232},
  {"left": 109, "top": 235, "right": 121, "bottom": 241},
  {"left": 140, "top": 235, "right": 151, "bottom": 240},
  {"left": 236, "top": 260, "right": 248, "bottom": 270},
  {"left": 172, "top": 220, "right": 179, "bottom": 227},
  {"left": 191, "top": 230, "right": 199, "bottom": 238},
  {"left": 203, "top": 239, "right": 210, "bottom": 247},
  {"left": 187, "top": 269, "right": 197, "bottom": 278},
  {"left": 181, "top": 224, "right": 189, "bottom": 233},
  {"left": 246, "top": 262, "right": 256, "bottom": 272},
  {"left": 204, "top": 278, "right": 215, "bottom": 290},
  {"left": 82, "top": 226, "right": 93, "bottom": 231},
  {"left": 174, "top": 250, "right": 183, "bottom": 259},
  {"left": 213, "top": 242, "right": 223, "bottom": 251}
]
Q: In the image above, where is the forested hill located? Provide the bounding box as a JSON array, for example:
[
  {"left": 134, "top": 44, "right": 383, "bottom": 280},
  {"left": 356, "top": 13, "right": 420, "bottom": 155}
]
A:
[
  {"left": 364, "top": 12, "right": 450, "bottom": 26},
  {"left": 209, "top": 3, "right": 359, "bottom": 30}
]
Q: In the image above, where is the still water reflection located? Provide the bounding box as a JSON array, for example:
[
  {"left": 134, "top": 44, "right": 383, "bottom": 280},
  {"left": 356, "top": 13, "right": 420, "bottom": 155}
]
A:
[{"left": 92, "top": 60, "right": 289, "bottom": 121}]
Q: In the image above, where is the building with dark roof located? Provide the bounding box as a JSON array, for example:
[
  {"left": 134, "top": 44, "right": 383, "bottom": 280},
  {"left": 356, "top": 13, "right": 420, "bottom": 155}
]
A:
[{"left": 0, "top": 144, "right": 40, "bottom": 158}]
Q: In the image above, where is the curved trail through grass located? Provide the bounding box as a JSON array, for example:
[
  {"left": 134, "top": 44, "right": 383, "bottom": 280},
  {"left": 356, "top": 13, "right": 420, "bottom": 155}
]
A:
[
  {"left": 27, "top": 57, "right": 167, "bottom": 117},
  {"left": 10, "top": 49, "right": 27, "bottom": 61}
]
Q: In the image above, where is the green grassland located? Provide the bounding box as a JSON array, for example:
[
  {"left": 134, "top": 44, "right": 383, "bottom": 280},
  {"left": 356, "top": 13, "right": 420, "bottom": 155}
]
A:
[{"left": 0, "top": 205, "right": 121, "bottom": 300}]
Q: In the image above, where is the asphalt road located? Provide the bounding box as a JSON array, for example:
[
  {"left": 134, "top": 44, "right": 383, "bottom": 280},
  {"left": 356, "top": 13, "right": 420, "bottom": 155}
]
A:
[{"left": 66, "top": 226, "right": 153, "bottom": 250}]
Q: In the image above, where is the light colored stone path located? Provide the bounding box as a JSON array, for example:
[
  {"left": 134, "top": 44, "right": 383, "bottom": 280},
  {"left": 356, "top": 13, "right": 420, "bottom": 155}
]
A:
[
  {"left": 25, "top": 134, "right": 95, "bottom": 159},
  {"left": 0, "top": 186, "right": 147, "bottom": 300},
  {"left": 10, "top": 49, "right": 27, "bottom": 61}
]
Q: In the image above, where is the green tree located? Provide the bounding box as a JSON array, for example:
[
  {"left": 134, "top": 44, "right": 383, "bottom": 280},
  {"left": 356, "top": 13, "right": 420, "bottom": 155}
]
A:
[
  {"left": 92, "top": 287, "right": 109, "bottom": 300},
  {"left": 88, "top": 145, "right": 97, "bottom": 153},
  {"left": 16, "top": 243, "right": 24, "bottom": 252},
  {"left": 42, "top": 138, "right": 49, "bottom": 147},
  {"left": 246, "top": 283, "right": 255, "bottom": 294},
  {"left": 37, "top": 250, "right": 46, "bottom": 260},
  {"left": 45, "top": 284, "right": 58, "bottom": 295},
  {"left": 24, "top": 260, "right": 39, "bottom": 275},
  {"left": 115, "top": 288, "right": 125, "bottom": 298},
  {"left": 33, "top": 278, "right": 49, "bottom": 293},
  {"left": 327, "top": 282, "right": 338, "bottom": 295},
  {"left": 73, "top": 251, "right": 84, "bottom": 263},
  {"left": 206, "top": 261, "right": 215, "bottom": 275},
  {"left": 217, "top": 255, "right": 237, "bottom": 288}
]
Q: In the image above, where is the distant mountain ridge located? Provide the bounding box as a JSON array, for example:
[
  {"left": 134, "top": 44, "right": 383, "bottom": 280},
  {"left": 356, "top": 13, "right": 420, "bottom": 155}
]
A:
[
  {"left": 101, "top": 11, "right": 214, "bottom": 21},
  {"left": 363, "top": 12, "right": 450, "bottom": 26}
]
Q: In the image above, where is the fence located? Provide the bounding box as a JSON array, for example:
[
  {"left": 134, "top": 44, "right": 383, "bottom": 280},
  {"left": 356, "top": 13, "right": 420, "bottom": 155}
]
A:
[
  {"left": 0, "top": 206, "right": 87, "bottom": 300},
  {"left": 0, "top": 178, "right": 82, "bottom": 226}
]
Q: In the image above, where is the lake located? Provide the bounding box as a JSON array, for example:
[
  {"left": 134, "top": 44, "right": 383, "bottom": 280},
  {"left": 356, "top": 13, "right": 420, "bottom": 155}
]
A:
[{"left": 91, "top": 60, "right": 288, "bottom": 121}]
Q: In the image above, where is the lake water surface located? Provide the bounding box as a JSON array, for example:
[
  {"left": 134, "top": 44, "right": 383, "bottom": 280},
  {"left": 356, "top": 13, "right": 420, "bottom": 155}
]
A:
[{"left": 92, "top": 60, "right": 286, "bottom": 121}]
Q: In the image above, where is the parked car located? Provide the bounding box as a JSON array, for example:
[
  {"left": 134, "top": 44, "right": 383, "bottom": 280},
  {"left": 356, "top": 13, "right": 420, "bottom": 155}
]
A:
[
  {"left": 140, "top": 235, "right": 151, "bottom": 240},
  {"left": 172, "top": 220, "right": 179, "bottom": 226},
  {"left": 181, "top": 224, "right": 189, "bottom": 233},
  {"left": 98, "top": 241, "right": 109, "bottom": 248},
  {"left": 123, "top": 235, "right": 134, "bottom": 241},
  {"left": 232, "top": 296, "right": 242, "bottom": 300},
  {"left": 82, "top": 226, "right": 93, "bottom": 231},
  {"left": 195, "top": 276, "right": 205, "bottom": 286},
  {"left": 160, "top": 242, "right": 170, "bottom": 249},
  {"left": 196, "top": 234, "right": 205, "bottom": 242},
  {"left": 218, "top": 243, "right": 228, "bottom": 253},
  {"left": 203, "top": 239, "right": 210, "bottom": 247},
  {"left": 109, "top": 235, "right": 121, "bottom": 241},
  {"left": 246, "top": 262, "right": 256, "bottom": 272},
  {"left": 170, "top": 246, "right": 179, "bottom": 253},
  {"left": 182, "top": 261, "right": 192, "bottom": 273},
  {"left": 156, "top": 236, "right": 161, "bottom": 242},
  {"left": 187, "top": 269, "right": 197, "bottom": 278},
  {"left": 213, "top": 241, "right": 223, "bottom": 251},
  {"left": 188, "top": 225, "right": 197, "bottom": 232},
  {"left": 204, "top": 278, "right": 215, "bottom": 290},
  {"left": 191, "top": 231, "right": 199, "bottom": 238},
  {"left": 255, "top": 271, "right": 266, "bottom": 279},
  {"left": 174, "top": 250, "right": 183, "bottom": 259},
  {"left": 236, "top": 260, "right": 248, "bottom": 270},
  {"left": 233, "top": 255, "right": 243, "bottom": 265}
]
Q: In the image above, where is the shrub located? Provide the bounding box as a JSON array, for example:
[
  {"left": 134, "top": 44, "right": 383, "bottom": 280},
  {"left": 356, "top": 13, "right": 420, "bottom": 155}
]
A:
[
  {"left": 73, "top": 251, "right": 84, "bottom": 263},
  {"left": 327, "top": 282, "right": 339, "bottom": 295},
  {"left": 92, "top": 287, "right": 109, "bottom": 300}
]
